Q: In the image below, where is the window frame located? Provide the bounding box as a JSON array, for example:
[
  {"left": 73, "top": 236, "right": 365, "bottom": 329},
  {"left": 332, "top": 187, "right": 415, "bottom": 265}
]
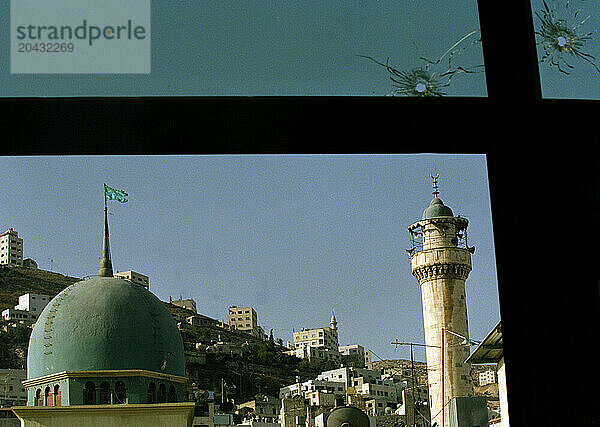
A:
[{"left": 1, "top": 1, "right": 596, "bottom": 425}]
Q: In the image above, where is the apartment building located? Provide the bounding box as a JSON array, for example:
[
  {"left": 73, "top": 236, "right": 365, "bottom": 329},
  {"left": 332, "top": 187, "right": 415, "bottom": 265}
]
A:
[
  {"left": 339, "top": 344, "right": 373, "bottom": 368},
  {"left": 227, "top": 306, "right": 263, "bottom": 338},
  {"left": 0, "top": 228, "right": 23, "bottom": 266},
  {"left": 292, "top": 314, "right": 339, "bottom": 363},
  {"left": 279, "top": 379, "right": 346, "bottom": 401},
  {"left": 114, "top": 270, "right": 149, "bottom": 289},
  {"left": 317, "top": 367, "right": 379, "bottom": 388},
  {"left": 1, "top": 293, "right": 51, "bottom": 324}
]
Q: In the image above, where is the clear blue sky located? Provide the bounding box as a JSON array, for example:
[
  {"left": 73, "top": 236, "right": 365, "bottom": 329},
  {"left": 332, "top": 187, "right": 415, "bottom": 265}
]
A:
[{"left": 0, "top": 155, "right": 500, "bottom": 362}]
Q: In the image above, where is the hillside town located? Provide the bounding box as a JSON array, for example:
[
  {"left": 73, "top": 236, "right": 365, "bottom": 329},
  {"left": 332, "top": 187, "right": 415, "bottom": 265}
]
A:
[{"left": 0, "top": 180, "right": 506, "bottom": 427}]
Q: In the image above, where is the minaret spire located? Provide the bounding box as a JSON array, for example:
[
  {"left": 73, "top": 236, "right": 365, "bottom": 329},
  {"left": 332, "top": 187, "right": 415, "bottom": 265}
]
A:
[
  {"left": 99, "top": 196, "right": 114, "bottom": 277},
  {"left": 330, "top": 310, "right": 337, "bottom": 330}
]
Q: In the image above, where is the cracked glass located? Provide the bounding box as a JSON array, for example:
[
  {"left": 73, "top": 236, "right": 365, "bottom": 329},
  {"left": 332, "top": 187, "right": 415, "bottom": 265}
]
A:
[
  {"left": 531, "top": 0, "right": 600, "bottom": 99},
  {"left": 0, "top": 1, "right": 487, "bottom": 97}
]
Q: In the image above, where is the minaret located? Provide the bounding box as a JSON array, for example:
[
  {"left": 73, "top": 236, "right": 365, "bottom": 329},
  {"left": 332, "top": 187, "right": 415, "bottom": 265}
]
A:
[
  {"left": 407, "top": 175, "right": 475, "bottom": 427},
  {"left": 98, "top": 202, "right": 114, "bottom": 277},
  {"left": 330, "top": 311, "right": 337, "bottom": 330},
  {"left": 329, "top": 311, "right": 339, "bottom": 354}
]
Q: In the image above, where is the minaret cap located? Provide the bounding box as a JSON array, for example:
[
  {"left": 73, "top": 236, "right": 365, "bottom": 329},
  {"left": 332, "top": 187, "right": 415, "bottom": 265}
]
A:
[
  {"left": 98, "top": 205, "right": 114, "bottom": 277},
  {"left": 422, "top": 173, "right": 454, "bottom": 219},
  {"left": 330, "top": 310, "right": 337, "bottom": 329}
]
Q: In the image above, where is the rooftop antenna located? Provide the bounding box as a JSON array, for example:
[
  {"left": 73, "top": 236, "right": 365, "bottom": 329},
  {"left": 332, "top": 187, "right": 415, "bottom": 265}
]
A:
[{"left": 430, "top": 173, "right": 440, "bottom": 198}]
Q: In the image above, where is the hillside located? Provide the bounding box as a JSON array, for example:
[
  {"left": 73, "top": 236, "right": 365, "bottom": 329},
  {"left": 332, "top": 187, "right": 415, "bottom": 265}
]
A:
[
  {"left": 372, "top": 359, "right": 429, "bottom": 385},
  {"left": 0, "top": 265, "right": 80, "bottom": 309}
]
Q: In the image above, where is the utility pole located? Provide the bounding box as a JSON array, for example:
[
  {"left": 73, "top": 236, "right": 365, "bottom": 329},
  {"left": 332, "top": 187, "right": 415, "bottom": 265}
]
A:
[
  {"left": 410, "top": 343, "right": 416, "bottom": 427},
  {"left": 391, "top": 340, "right": 441, "bottom": 427}
]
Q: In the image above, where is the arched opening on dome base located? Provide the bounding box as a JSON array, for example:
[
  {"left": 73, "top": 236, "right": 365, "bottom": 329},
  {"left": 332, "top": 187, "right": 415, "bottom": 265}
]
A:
[
  {"left": 54, "top": 384, "right": 61, "bottom": 406},
  {"left": 83, "top": 382, "right": 96, "bottom": 405},
  {"left": 167, "top": 385, "right": 177, "bottom": 403},
  {"left": 35, "top": 389, "right": 42, "bottom": 406},
  {"left": 157, "top": 384, "right": 166, "bottom": 403},
  {"left": 44, "top": 386, "right": 52, "bottom": 406},
  {"left": 114, "top": 381, "right": 127, "bottom": 404},
  {"left": 147, "top": 383, "right": 156, "bottom": 403},
  {"left": 99, "top": 382, "right": 111, "bottom": 405}
]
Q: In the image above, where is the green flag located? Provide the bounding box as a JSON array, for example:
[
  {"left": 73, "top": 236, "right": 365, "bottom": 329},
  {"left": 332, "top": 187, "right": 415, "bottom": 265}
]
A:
[{"left": 104, "top": 184, "right": 128, "bottom": 203}]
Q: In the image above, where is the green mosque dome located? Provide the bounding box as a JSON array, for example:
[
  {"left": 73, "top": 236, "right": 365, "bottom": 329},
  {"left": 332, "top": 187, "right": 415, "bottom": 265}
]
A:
[
  {"left": 422, "top": 197, "right": 454, "bottom": 219},
  {"left": 27, "top": 276, "right": 186, "bottom": 379}
]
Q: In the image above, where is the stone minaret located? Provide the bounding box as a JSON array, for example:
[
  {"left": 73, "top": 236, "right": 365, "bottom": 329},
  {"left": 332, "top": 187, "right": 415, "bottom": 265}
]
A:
[{"left": 407, "top": 175, "right": 475, "bottom": 427}]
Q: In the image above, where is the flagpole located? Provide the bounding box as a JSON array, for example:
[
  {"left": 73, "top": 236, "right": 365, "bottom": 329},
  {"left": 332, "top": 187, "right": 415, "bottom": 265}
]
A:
[{"left": 99, "top": 184, "right": 113, "bottom": 277}]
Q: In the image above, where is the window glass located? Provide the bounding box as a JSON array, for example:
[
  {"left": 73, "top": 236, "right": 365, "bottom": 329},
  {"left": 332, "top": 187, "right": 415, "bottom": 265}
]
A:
[
  {"left": 531, "top": 0, "right": 600, "bottom": 99},
  {"left": 0, "top": 1, "right": 486, "bottom": 96}
]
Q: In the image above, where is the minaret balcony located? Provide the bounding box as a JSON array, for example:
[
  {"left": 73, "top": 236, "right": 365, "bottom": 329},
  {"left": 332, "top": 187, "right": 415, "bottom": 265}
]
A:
[{"left": 410, "top": 247, "right": 472, "bottom": 280}]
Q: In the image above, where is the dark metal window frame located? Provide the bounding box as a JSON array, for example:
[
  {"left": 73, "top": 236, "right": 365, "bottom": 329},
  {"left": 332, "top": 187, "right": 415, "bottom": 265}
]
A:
[{"left": 1, "top": 1, "right": 597, "bottom": 424}]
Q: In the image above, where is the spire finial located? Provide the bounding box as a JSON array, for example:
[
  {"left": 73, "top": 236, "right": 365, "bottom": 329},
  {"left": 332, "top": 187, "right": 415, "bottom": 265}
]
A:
[{"left": 430, "top": 173, "right": 440, "bottom": 198}]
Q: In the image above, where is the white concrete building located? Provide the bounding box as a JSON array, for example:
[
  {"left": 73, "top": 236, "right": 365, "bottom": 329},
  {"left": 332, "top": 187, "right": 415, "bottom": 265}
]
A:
[
  {"left": 288, "top": 346, "right": 339, "bottom": 363},
  {"left": 2, "top": 293, "right": 51, "bottom": 324},
  {"left": 0, "top": 369, "right": 27, "bottom": 406},
  {"left": 0, "top": 228, "right": 23, "bottom": 266},
  {"left": 279, "top": 380, "right": 345, "bottom": 400},
  {"left": 292, "top": 314, "right": 339, "bottom": 363},
  {"left": 339, "top": 344, "right": 370, "bottom": 368},
  {"left": 317, "top": 367, "right": 402, "bottom": 416},
  {"left": 350, "top": 377, "right": 399, "bottom": 415},
  {"left": 14, "top": 293, "right": 51, "bottom": 313},
  {"left": 352, "top": 377, "right": 397, "bottom": 400},
  {"left": 479, "top": 369, "right": 497, "bottom": 386},
  {"left": 114, "top": 270, "right": 149, "bottom": 289},
  {"left": 1, "top": 308, "right": 36, "bottom": 323},
  {"left": 317, "top": 367, "right": 379, "bottom": 388}
]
